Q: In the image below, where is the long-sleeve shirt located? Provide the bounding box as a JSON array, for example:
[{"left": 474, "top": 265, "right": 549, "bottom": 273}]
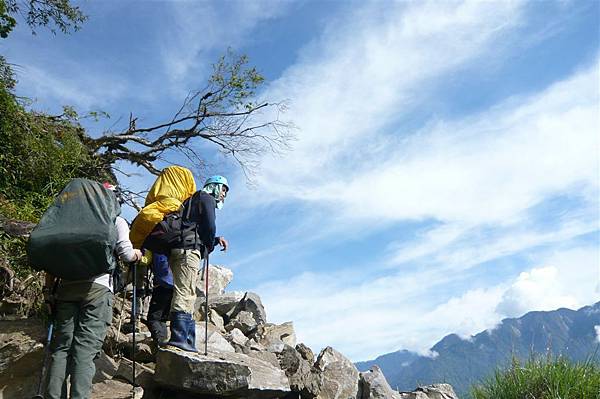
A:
[
  {"left": 115, "top": 216, "right": 139, "bottom": 263},
  {"left": 90, "top": 216, "right": 138, "bottom": 291},
  {"left": 175, "top": 191, "right": 218, "bottom": 253}
]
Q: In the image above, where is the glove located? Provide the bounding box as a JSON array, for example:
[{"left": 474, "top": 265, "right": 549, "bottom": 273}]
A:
[
  {"left": 42, "top": 286, "right": 55, "bottom": 316},
  {"left": 139, "top": 249, "right": 152, "bottom": 267}
]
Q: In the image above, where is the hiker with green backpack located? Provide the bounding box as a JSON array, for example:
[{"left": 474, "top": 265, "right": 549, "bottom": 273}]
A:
[{"left": 28, "top": 180, "right": 141, "bottom": 399}]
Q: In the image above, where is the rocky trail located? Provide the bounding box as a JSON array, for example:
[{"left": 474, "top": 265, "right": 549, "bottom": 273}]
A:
[{"left": 0, "top": 219, "right": 459, "bottom": 399}]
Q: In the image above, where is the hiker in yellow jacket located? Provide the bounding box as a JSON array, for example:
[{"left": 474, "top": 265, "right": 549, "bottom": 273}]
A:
[{"left": 165, "top": 176, "right": 229, "bottom": 352}]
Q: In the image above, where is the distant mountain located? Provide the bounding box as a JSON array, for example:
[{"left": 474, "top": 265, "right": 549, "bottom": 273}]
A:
[{"left": 356, "top": 302, "right": 600, "bottom": 397}]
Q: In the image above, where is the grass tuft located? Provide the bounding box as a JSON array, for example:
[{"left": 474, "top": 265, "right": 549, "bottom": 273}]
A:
[{"left": 471, "top": 354, "right": 600, "bottom": 399}]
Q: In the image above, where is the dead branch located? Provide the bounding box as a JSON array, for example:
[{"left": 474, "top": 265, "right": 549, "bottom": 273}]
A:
[{"left": 87, "top": 53, "right": 295, "bottom": 181}]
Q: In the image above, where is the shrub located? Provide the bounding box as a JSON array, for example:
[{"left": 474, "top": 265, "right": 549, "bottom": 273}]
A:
[
  {"left": 0, "top": 77, "right": 112, "bottom": 312},
  {"left": 471, "top": 354, "right": 600, "bottom": 399}
]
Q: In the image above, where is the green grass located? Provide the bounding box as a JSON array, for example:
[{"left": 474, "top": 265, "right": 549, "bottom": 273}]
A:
[{"left": 471, "top": 354, "right": 600, "bottom": 399}]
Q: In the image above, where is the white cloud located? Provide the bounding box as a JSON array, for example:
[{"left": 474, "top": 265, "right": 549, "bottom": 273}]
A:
[
  {"left": 501, "top": 246, "right": 600, "bottom": 314},
  {"left": 420, "top": 286, "right": 506, "bottom": 340},
  {"left": 257, "top": 244, "right": 599, "bottom": 361},
  {"left": 233, "top": 1, "right": 598, "bottom": 252},
  {"left": 16, "top": 65, "right": 128, "bottom": 111},
  {"left": 310, "top": 63, "right": 598, "bottom": 226},
  {"left": 388, "top": 214, "right": 597, "bottom": 272},
  {"left": 160, "top": 1, "right": 289, "bottom": 86},
  {"left": 595, "top": 326, "right": 600, "bottom": 343},
  {"left": 232, "top": 1, "right": 526, "bottom": 200},
  {"left": 221, "top": 1, "right": 600, "bottom": 362},
  {"left": 496, "top": 266, "right": 579, "bottom": 318}
]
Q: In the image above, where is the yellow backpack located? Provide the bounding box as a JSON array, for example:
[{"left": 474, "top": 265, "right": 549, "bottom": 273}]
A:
[{"left": 129, "top": 166, "right": 196, "bottom": 249}]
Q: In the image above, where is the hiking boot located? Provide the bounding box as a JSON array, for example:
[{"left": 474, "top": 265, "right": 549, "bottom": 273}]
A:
[
  {"left": 187, "top": 317, "right": 196, "bottom": 350},
  {"left": 166, "top": 312, "right": 197, "bottom": 352}
]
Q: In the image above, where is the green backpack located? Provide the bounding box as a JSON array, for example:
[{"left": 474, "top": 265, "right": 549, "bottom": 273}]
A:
[{"left": 27, "top": 178, "right": 121, "bottom": 280}]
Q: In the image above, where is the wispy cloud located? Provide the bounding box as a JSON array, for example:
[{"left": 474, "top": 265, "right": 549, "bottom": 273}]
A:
[
  {"left": 228, "top": 1, "right": 599, "bottom": 361},
  {"left": 388, "top": 211, "right": 597, "bottom": 271},
  {"left": 16, "top": 64, "right": 129, "bottom": 112},
  {"left": 247, "top": 1, "right": 526, "bottom": 194},
  {"left": 271, "top": 62, "right": 598, "bottom": 226},
  {"left": 230, "top": 0, "right": 598, "bottom": 268},
  {"left": 159, "top": 1, "right": 290, "bottom": 87}
]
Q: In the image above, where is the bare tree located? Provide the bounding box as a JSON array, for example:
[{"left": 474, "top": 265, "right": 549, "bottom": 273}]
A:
[{"left": 87, "top": 53, "right": 294, "bottom": 180}]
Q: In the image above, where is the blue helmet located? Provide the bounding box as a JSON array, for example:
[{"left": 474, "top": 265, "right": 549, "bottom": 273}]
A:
[
  {"left": 203, "top": 175, "right": 229, "bottom": 191},
  {"left": 203, "top": 175, "right": 229, "bottom": 209}
]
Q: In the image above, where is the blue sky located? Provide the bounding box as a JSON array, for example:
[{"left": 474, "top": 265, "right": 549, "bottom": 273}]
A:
[{"left": 3, "top": 0, "right": 599, "bottom": 362}]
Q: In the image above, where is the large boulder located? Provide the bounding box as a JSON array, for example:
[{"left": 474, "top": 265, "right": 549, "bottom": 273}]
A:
[
  {"left": 117, "top": 332, "right": 155, "bottom": 363},
  {"left": 196, "top": 291, "right": 245, "bottom": 319},
  {"left": 154, "top": 347, "right": 291, "bottom": 398},
  {"left": 93, "top": 351, "right": 120, "bottom": 383},
  {"left": 359, "top": 366, "right": 402, "bottom": 399},
  {"left": 0, "top": 319, "right": 45, "bottom": 399},
  {"left": 209, "top": 308, "right": 226, "bottom": 331},
  {"left": 196, "top": 264, "right": 234, "bottom": 297},
  {"left": 399, "top": 384, "right": 459, "bottom": 399},
  {"left": 225, "top": 328, "right": 249, "bottom": 350},
  {"left": 315, "top": 346, "right": 360, "bottom": 399},
  {"left": 226, "top": 310, "right": 258, "bottom": 336},
  {"left": 194, "top": 323, "right": 235, "bottom": 353},
  {"left": 278, "top": 345, "right": 322, "bottom": 399},
  {"left": 296, "top": 343, "right": 315, "bottom": 364},
  {"left": 91, "top": 380, "right": 143, "bottom": 399},
  {"left": 253, "top": 322, "right": 297, "bottom": 352},
  {"left": 246, "top": 349, "right": 281, "bottom": 369},
  {"left": 229, "top": 292, "right": 267, "bottom": 325}
]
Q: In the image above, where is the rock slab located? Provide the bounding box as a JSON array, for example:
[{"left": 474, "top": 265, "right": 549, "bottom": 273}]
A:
[
  {"left": 278, "top": 345, "right": 322, "bottom": 398},
  {"left": 230, "top": 292, "right": 268, "bottom": 325},
  {"left": 0, "top": 319, "right": 44, "bottom": 399},
  {"left": 194, "top": 324, "right": 236, "bottom": 353},
  {"left": 315, "top": 346, "right": 360, "bottom": 399},
  {"left": 359, "top": 366, "right": 402, "bottom": 399},
  {"left": 196, "top": 264, "right": 234, "bottom": 296},
  {"left": 399, "top": 384, "right": 459, "bottom": 399},
  {"left": 154, "top": 347, "right": 291, "bottom": 399}
]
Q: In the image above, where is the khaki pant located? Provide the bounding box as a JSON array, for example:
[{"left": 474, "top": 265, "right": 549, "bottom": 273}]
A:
[{"left": 169, "top": 249, "right": 201, "bottom": 314}]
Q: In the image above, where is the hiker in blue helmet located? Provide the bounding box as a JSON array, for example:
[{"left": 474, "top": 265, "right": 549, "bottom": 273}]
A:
[
  {"left": 202, "top": 175, "right": 229, "bottom": 210},
  {"left": 165, "top": 175, "right": 229, "bottom": 352}
]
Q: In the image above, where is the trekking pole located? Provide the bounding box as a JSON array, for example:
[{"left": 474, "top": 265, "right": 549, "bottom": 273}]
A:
[
  {"left": 32, "top": 320, "right": 53, "bottom": 399},
  {"left": 204, "top": 249, "right": 209, "bottom": 356},
  {"left": 131, "top": 261, "right": 137, "bottom": 389},
  {"left": 33, "top": 279, "right": 58, "bottom": 399}
]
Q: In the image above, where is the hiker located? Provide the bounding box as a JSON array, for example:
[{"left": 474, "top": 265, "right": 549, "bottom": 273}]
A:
[
  {"left": 164, "top": 175, "right": 229, "bottom": 352},
  {"left": 145, "top": 252, "right": 173, "bottom": 345},
  {"left": 42, "top": 183, "right": 142, "bottom": 399}
]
